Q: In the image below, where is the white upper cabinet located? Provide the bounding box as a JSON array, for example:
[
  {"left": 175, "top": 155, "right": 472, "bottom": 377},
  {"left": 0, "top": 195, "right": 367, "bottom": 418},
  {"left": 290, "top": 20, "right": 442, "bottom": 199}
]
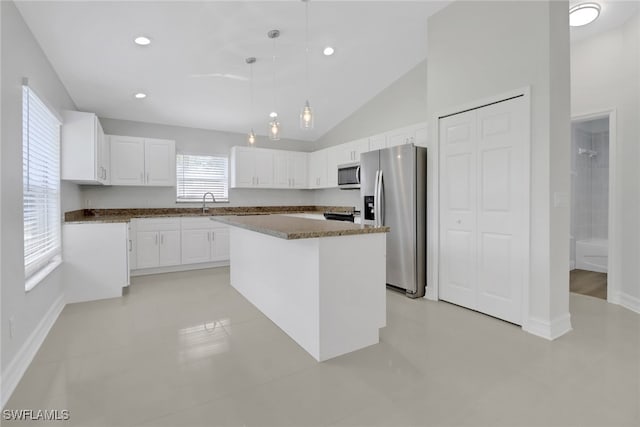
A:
[
  {"left": 368, "top": 134, "right": 386, "bottom": 151},
  {"left": 308, "top": 149, "right": 328, "bottom": 189},
  {"left": 274, "top": 150, "right": 308, "bottom": 189},
  {"left": 110, "top": 136, "right": 175, "bottom": 186},
  {"left": 145, "top": 138, "right": 176, "bottom": 186},
  {"left": 385, "top": 123, "right": 428, "bottom": 148},
  {"left": 61, "top": 110, "right": 109, "bottom": 185},
  {"left": 230, "top": 146, "right": 275, "bottom": 188}
]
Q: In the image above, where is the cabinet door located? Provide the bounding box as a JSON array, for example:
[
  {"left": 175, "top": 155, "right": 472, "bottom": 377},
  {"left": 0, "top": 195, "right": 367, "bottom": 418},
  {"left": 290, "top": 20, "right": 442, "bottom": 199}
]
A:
[
  {"left": 232, "top": 147, "right": 255, "bottom": 187},
  {"left": 181, "top": 229, "right": 212, "bottom": 264},
  {"left": 350, "top": 138, "right": 369, "bottom": 162},
  {"left": 291, "top": 152, "right": 308, "bottom": 188},
  {"left": 273, "top": 151, "right": 290, "bottom": 188},
  {"left": 145, "top": 138, "right": 176, "bottom": 186},
  {"left": 326, "top": 145, "right": 341, "bottom": 188},
  {"left": 110, "top": 136, "right": 145, "bottom": 185},
  {"left": 413, "top": 123, "right": 429, "bottom": 148},
  {"left": 369, "top": 134, "right": 386, "bottom": 151},
  {"left": 386, "top": 127, "right": 414, "bottom": 148},
  {"left": 211, "top": 228, "right": 230, "bottom": 261},
  {"left": 136, "top": 231, "right": 159, "bottom": 269},
  {"left": 98, "top": 121, "right": 110, "bottom": 184},
  {"left": 158, "top": 230, "right": 181, "bottom": 266},
  {"left": 254, "top": 150, "right": 274, "bottom": 187},
  {"left": 307, "top": 150, "right": 327, "bottom": 189}
]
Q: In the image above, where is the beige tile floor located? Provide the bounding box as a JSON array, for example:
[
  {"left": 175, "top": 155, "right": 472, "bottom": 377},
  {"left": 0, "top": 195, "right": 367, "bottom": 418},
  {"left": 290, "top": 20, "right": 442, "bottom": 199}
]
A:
[{"left": 4, "top": 267, "right": 639, "bottom": 427}]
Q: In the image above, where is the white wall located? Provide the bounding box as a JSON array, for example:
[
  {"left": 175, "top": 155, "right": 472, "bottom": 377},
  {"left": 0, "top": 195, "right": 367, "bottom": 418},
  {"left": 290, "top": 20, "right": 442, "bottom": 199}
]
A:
[
  {"left": 82, "top": 118, "right": 316, "bottom": 208},
  {"left": 426, "top": 1, "right": 572, "bottom": 338},
  {"left": 571, "top": 13, "right": 640, "bottom": 308},
  {"left": 313, "top": 60, "right": 428, "bottom": 208},
  {"left": 1, "top": 0, "right": 81, "bottom": 393}
]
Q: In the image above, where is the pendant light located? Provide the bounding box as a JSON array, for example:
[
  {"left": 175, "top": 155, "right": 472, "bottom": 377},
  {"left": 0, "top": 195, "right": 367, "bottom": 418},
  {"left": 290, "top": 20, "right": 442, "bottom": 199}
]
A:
[
  {"left": 268, "top": 29, "right": 281, "bottom": 141},
  {"left": 300, "top": 0, "right": 314, "bottom": 130},
  {"left": 246, "top": 57, "right": 257, "bottom": 145}
]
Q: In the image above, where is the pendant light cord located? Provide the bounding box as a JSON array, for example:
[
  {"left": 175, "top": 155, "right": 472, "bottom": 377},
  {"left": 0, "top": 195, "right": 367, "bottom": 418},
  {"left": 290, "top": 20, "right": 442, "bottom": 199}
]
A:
[{"left": 305, "top": 0, "right": 310, "bottom": 96}]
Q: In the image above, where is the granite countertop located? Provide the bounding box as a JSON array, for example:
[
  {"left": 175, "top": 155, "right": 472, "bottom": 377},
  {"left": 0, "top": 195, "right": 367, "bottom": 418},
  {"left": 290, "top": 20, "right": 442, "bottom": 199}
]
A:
[
  {"left": 64, "top": 206, "right": 353, "bottom": 224},
  {"left": 212, "top": 214, "right": 389, "bottom": 240}
]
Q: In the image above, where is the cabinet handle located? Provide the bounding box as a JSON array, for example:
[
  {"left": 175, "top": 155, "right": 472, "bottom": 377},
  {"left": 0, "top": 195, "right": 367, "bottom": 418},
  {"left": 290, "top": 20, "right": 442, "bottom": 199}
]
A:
[
  {"left": 155, "top": 234, "right": 158, "bottom": 245},
  {"left": 207, "top": 231, "right": 210, "bottom": 242},
  {"left": 128, "top": 240, "right": 132, "bottom": 252},
  {"left": 146, "top": 172, "right": 150, "bottom": 184},
  {"left": 211, "top": 231, "right": 215, "bottom": 241},
  {"left": 161, "top": 233, "right": 164, "bottom": 244}
]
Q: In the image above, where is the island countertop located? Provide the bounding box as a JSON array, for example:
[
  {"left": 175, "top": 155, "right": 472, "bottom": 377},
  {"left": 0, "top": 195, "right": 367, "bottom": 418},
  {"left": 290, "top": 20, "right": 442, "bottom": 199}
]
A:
[{"left": 212, "top": 214, "right": 389, "bottom": 240}]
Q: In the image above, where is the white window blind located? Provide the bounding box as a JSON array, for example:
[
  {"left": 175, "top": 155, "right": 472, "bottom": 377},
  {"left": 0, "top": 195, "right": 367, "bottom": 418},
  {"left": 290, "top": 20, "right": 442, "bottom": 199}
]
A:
[
  {"left": 22, "top": 85, "right": 62, "bottom": 283},
  {"left": 176, "top": 153, "right": 229, "bottom": 202}
]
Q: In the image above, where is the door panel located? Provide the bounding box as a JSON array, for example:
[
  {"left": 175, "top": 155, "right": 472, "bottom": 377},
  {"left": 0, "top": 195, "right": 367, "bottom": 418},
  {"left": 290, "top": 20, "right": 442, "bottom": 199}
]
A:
[
  {"left": 159, "top": 230, "right": 181, "bottom": 267},
  {"left": 110, "top": 136, "right": 144, "bottom": 185},
  {"left": 211, "top": 228, "right": 230, "bottom": 261},
  {"left": 145, "top": 139, "right": 175, "bottom": 186},
  {"left": 136, "top": 231, "right": 159, "bottom": 269},
  {"left": 380, "top": 144, "right": 416, "bottom": 292},
  {"left": 439, "top": 110, "right": 477, "bottom": 308},
  {"left": 476, "top": 97, "right": 526, "bottom": 325}
]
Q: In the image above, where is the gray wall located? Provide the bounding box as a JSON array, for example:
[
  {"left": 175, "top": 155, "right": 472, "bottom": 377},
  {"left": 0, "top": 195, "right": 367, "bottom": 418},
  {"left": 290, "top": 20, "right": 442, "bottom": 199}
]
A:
[
  {"left": 426, "top": 1, "right": 571, "bottom": 334},
  {"left": 82, "top": 119, "right": 316, "bottom": 208},
  {"left": 313, "top": 59, "right": 428, "bottom": 208},
  {"left": 314, "top": 60, "right": 427, "bottom": 150},
  {"left": 1, "top": 0, "right": 81, "bottom": 376},
  {"left": 571, "top": 12, "right": 640, "bottom": 303}
]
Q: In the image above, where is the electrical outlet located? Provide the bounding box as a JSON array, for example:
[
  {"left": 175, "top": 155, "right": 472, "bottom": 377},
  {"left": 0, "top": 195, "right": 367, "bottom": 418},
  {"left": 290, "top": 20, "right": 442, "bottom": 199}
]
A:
[{"left": 9, "top": 316, "right": 15, "bottom": 339}]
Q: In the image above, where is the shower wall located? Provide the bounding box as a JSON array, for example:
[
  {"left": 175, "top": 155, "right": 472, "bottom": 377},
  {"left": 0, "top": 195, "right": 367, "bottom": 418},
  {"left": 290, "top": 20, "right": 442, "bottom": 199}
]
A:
[{"left": 570, "top": 118, "right": 609, "bottom": 268}]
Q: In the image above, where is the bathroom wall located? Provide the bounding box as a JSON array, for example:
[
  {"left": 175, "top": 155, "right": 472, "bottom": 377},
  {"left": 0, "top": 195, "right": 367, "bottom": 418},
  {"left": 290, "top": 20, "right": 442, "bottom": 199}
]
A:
[{"left": 570, "top": 118, "right": 609, "bottom": 267}]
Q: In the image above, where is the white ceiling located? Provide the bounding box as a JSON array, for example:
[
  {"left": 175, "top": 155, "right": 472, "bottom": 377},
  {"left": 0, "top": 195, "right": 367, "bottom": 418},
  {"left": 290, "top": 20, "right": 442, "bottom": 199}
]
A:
[
  {"left": 15, "top": 1, "right": 450, "bottom": 142},
  {"left": 16, "top": 1, "right": 638, "bottom": 142}
]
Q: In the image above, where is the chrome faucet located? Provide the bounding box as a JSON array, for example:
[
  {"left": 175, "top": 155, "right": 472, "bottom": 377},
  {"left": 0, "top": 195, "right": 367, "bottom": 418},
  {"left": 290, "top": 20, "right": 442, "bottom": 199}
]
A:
[{"left": 202, "top": 192, "right": 216, "bottom": 214}]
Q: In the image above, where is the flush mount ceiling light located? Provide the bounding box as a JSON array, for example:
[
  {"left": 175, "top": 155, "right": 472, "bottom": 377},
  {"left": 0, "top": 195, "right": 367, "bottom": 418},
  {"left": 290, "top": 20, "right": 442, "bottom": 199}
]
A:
[
  {"left": 134, "top": 36, "right": 151, "bottom": 46},
  {"left": 134, "top": 92, "right": 147, "bottom": 99},
  {"left": 569, "top": 3, "right": 601, "bottom": 27},
  {"left": 323, "top": 46, "right": 335, "bottom": 56}
]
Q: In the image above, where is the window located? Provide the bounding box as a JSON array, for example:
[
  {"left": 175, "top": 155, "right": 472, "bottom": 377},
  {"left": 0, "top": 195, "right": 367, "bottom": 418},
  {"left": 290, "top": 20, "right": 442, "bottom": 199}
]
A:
[
  {"left": 22, "top": 85, "right": 62, "bottom": 290},
  {"left": 176, "top": 153, "right": 229, "bottom": 202}
]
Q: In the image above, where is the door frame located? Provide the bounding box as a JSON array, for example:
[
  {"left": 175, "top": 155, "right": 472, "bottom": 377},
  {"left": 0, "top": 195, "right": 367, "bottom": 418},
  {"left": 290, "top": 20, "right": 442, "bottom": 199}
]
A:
[
  {"left": 570, "top": 109, "right": 618, "bottom": 303},
  {"left": 428, "top": 87, "right": 531, "bottom": 326}
]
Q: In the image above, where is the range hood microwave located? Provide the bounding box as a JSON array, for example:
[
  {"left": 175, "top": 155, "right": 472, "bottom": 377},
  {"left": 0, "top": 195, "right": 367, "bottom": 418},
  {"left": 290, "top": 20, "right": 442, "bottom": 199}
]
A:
[{"left": 338, "top": 162, "right": 360, "bottom": 190}]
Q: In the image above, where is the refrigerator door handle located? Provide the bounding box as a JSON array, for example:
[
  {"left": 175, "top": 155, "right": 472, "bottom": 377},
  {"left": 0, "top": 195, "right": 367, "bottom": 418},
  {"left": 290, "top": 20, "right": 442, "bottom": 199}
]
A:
[
  {"left": 374, "top": 170, "right": 380, "bottom": 227},
  {"left": 379, "top": 170, "right": 385, "bottom": 226}
]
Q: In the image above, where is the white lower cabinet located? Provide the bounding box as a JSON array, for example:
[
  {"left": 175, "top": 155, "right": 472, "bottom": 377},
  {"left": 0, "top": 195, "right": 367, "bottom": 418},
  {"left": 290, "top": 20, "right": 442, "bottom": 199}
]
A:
[
  {"left": 131, "top": 217, "right": 229, "bottom": 275},
  {"left": 181, "top": 217, "right": 230, "bottom": 265},
  {"left": 131, "top": 218, "right": 182, "bottom": 269}
]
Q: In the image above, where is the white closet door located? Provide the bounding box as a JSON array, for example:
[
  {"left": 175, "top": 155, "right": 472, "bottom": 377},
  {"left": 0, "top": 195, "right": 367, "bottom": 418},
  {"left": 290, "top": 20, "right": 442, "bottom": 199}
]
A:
[
  {"left": 439, "top": 110, "right": 477, "bottom": 310},
  {"left": 439, "top": 96, "right": 527, "bottom": 325},
  {"left": 475, "top": 97, "right": 526, "bottom": 324}
]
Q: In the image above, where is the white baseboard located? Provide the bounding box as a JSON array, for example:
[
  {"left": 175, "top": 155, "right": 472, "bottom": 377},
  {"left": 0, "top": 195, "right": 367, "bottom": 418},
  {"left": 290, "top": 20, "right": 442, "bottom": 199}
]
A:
[
  {"left": 1, "top": 295, "right": 65, "bottom": 409},
  {"left": 131, "top": 260, "right": 229, "bottom": 277},
  {"left": 610, "top": 291, "right": 640, "bottom": 314},
  {"left": 523, "top": 313, "right": 572, "bottom": 340}
]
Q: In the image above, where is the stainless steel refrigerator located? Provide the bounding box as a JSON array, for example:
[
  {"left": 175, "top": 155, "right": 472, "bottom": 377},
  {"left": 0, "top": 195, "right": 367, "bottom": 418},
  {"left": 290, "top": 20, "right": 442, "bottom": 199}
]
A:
[{"left": 360, "top": 144, "right": 427, "bottom": 298}]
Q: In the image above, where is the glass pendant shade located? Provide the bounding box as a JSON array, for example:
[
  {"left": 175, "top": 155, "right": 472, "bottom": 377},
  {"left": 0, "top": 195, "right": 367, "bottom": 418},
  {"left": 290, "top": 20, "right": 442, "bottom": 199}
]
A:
[
  {"left": 300, "top": 100, "right": 314, "bottom": 129},
  {"left": 248, "top": 129, "right": 256, "bottom": 145},
  {"left": 268, "top": 115, "right": 281, "bottom": 141}
]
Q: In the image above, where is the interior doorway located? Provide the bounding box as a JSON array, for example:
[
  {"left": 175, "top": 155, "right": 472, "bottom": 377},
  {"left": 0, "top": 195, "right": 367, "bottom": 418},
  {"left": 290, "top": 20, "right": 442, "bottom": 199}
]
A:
[{"left": 569, "top": 114, "right": 613, "bottom": 301}]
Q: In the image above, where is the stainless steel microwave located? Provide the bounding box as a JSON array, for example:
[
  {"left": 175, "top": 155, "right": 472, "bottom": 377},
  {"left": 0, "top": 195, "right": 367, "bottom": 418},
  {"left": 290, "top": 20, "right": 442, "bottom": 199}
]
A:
[{"left": 337, "top": 162, "right": 360, "bottom": 189}]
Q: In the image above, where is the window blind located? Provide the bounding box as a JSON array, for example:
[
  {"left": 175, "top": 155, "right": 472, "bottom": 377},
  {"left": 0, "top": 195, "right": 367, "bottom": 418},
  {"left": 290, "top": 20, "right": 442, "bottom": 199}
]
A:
[
  {"left": 22, "top": 85, "right": 62, "bottom": 281},
  {"left": 176, "top": 153, "right": 229, "bottom": 202}
]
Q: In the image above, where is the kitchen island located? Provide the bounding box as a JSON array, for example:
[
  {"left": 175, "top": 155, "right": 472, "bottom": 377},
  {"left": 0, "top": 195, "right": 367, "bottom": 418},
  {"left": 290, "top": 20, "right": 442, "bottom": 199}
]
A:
[{"left": 212, "top": 215, "right": 389, "bottom": 361}]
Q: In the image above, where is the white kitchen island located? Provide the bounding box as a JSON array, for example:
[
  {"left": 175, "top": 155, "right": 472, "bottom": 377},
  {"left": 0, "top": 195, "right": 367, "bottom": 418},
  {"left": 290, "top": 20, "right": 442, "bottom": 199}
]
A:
[{"left": 212, "top": 215, "right": 389, "bottom": 362}]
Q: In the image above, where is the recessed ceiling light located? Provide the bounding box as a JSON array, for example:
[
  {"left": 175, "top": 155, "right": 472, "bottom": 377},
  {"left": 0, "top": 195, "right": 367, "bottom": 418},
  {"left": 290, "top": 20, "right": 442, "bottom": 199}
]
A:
[
  {"left": 134, "top": 36, "right": 151, "bottom": 46},
  {"left": 569, "top": 3, "right": 601, "bottom": 27},
  {"left": 134, "top": 92, "right": 147, "bottom": 99},
  {"left": 323, "top": 46, "right": 335, "bottom": 56}
]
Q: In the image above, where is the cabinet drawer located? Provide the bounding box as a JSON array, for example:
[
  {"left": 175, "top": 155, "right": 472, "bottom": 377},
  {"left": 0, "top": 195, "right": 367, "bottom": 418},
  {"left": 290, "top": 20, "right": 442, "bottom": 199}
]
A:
[{"left": 133, "top": 217, "right": 181, "bottom": 231}]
